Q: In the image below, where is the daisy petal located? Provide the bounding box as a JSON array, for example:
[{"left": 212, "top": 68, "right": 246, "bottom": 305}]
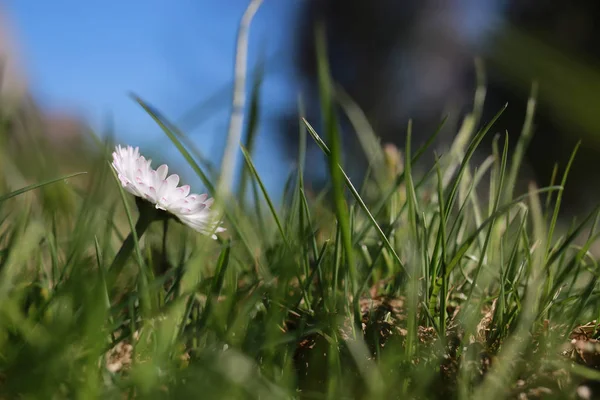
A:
[
  {"left": 156, "top": 164, "right": 168, "bottom": 181},
  {"left": 110, "top": 144, "right": 225, "bottom": 239}
]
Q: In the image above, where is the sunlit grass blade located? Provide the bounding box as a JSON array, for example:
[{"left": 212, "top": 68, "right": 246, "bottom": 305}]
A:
[
  {"left": 444, "top": 185, "right": 562, "bottom": 278},
  {"left": 132, "top": 94, "right": 255, "bottom": 259},
  {"left": 360, "top": 117, "right": 447, "bottom": 233},
  {"left": 0, "top": 171, "right": 87, "bottom": 203},
  {"left": 472, "top": 183, "right": 547, "bottom": 400},
  {"left": 546, "top": 141, "right": 581, "bottom": 252},
  {"left": 505, "top": 83, "right": 537, "bottom": 202},
  {"left": 300, "top": 188, "right": 319, "bottom": 261},
  {"left": 303, "top": 118, "right": 407, "bottom": 276},
  {"left": 335, "top": 85, "right": 385, "bottom": 185},
  {"left": 428, "top": 155, "right": 448, "bottom": 336},
  {"left": 314, "top": 24, "right": 357, "bottom": 313},
  {"left": 132, "top": 94, "right": 214, "bottom": 193},
  {"left": 240, "top": 145, "right": 290, "bottom": 248},
  {"left": 238, "top": 57, "right": 264, "bottom": 202},
  {"left": 466, "top": 133, "right": 509, "bottom": 301},
  {"left": 444, "top": 105, "right": 507, "bottom": 223},
  {"left": 176, "top": 49, "right": 284, "bottom": 131},
  {"left": 197, "top": 242, "right": 231, "bottom": 328},
  {"left": 403, "top": 119, "right": 420, "bottom": 359}
]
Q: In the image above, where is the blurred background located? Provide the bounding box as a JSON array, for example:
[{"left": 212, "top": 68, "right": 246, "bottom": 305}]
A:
[{"left": 1, "top": 0, "right": 600, "bottom": 214}]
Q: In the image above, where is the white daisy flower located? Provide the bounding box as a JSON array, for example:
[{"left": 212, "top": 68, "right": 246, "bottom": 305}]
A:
[{"left": 111, "top": 145, "right": 225, "bottom": 239}]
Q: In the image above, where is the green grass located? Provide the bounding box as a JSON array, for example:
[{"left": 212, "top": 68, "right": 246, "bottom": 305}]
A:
[{"left": 1, "top": 53, "right": 600, "bottom": 400}]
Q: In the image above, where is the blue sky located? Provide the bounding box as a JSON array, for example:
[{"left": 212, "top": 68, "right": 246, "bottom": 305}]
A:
[
  {"left": 4, "top": 0, "right": 302, "bottom": 194},
  {"left": 3, "top": 0, "right": 507, "bottom": 197}
]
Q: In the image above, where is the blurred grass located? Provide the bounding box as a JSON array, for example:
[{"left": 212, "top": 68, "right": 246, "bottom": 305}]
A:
[
  {"left": 493, "top": 25, "right": 600, "bottom": 147},
  {"left": 2, "top": 26, "right": 600, "bottom": 400}
]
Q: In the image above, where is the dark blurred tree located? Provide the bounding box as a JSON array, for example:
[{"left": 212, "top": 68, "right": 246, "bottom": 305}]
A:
[{"left": 280, "top": 0, "right": 600, "bottom": 213}]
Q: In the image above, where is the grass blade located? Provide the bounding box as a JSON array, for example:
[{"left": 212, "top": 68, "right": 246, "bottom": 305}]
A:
[
  {"left": 314, "top": 24, "right": 357, "bottom": 306},
  {"left": 240, "top": 145, "right": 290, "bottom": 248},
  {"left": 0, "top": 172, "right": 87, "bottom": 203},
  {"left": 304, "top": 118, "right": 407, "bottom": 276}
]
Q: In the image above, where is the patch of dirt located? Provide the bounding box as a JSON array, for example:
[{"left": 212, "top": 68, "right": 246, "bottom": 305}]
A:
[
  {"left": 104, "top": 331, "right": 139, "bottom": 373},
  {"left": 289, "top": 289, "right": 600, "bottom": 398}
]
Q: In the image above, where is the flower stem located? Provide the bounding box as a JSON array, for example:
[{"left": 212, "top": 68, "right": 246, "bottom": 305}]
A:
[{"left": 109, "top": 204, "right": 157, "bottom": 277}]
